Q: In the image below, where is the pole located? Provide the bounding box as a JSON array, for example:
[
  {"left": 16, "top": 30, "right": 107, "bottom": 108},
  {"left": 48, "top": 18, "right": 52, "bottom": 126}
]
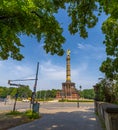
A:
[
  {"left": 13, "top": 88, "right": 18, "bottom": 111},
  {"left": 32, "top": 62, "right": 40, "bottom": 113},
  {"left": 32, "top": 62, "right": 39, "bottom": 104},
  {"left": 34, "top": 62, "right": 39, "bottom": 95}
]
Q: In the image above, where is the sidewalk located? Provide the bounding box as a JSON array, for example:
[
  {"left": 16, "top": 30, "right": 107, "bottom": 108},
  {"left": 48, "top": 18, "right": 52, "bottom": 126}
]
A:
[{"left": 9, "top": 103, "right": 104, "bottom": 130}]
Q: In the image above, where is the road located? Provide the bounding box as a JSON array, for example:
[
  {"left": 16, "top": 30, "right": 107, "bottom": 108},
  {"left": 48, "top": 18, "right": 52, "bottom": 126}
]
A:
[
  {"left": 2, "top": 101, "right": 104, "bottom": 130},
  {"left": 0, "top": 100, "right": 31, "bottom": 112},
  {"left": 0, "top": 101, "right": 93, "bottom": 112}
]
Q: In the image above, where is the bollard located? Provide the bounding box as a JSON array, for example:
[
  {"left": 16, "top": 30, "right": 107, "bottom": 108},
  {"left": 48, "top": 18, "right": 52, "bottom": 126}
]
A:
[
  {"left": 32, "top": 102, "right": 40, "bottom": 113},
  {"left": 77, "top": 102, "right": 79, "bottom": 108}
]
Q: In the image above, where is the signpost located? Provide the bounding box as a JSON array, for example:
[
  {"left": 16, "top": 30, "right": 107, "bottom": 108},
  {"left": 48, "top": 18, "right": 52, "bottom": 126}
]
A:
[{"left": 8, "top": 62, "right": 39, "bottom": 112}]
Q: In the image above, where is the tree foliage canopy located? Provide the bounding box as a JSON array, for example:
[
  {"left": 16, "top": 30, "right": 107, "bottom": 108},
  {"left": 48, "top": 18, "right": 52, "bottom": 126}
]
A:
[
  {"left": 0, "top": 0, "right": 117, "bottom": 80},
  {"left": 98, "top": 0, "right": 118, "bottom": 80},
  {"left": 0, "top": 0, "right": 102, "bottom": 60},
  {"left": 94, "top": 78, "right": 118, "bottom": 103},
  {"left": 81, "top": 89, "right": 95, "bottom": 99},
  {"left": 0, "top": 0, "right": 66, "bottom": 60}
]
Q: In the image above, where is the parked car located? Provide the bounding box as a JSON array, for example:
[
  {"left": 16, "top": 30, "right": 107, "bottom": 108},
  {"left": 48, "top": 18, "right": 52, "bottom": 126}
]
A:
[{"left": 22, "top": 99, "right": 30, "bottom": 102}]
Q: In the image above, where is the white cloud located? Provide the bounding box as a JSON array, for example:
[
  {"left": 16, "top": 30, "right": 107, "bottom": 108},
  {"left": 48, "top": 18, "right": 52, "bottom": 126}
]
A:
[
  {"left": 0, "top": 61, "right": 34, "bottom": 88},
  {"left": 38, "top": 61, "right": 66, "bottom": 90},
  {"left": 77, "top": 43, "right": 106, "bottom": 60},
  {"left": 71, "top": 63, "right": 99, "bottom": 89},
  {"left": 78, "top": 43, "right": 104, "bottom": 51},
  {"left": 78, "top": 44, "right": 85, "bottom": 49}
]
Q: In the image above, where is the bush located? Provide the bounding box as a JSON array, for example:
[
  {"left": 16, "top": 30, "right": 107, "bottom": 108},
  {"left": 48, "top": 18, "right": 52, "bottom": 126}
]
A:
[
  {"left": 6, "top": 111, "right": 22, "bottom": 116},
  {"left": 25, "top": 110, "right": 39, "bottom": 119},
  {"left": 6, "top": 110, "right": 40, "bottom": 119},
  {"left": 59, "top": 99, "right": 94, "bottom": 102}
]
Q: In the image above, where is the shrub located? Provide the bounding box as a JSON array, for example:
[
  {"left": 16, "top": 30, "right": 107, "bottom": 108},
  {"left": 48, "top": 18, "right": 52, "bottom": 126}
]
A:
[
  {"left": 25, "top": 110, "right": 39, "bottom": 119},
  {"left": 6, "top": 111, "right": 22, "bottom": 116}
]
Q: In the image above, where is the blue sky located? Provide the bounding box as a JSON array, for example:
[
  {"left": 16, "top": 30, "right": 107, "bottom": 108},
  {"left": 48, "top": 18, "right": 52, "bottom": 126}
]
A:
[{"left": 0, "top": 9, "right": 108, "bottom": 91}]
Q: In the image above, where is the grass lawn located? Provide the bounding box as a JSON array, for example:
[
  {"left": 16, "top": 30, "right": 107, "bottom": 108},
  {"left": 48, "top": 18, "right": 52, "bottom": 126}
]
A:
[{"left": 0, "top": 110, "right": 41, "bottom": 130}]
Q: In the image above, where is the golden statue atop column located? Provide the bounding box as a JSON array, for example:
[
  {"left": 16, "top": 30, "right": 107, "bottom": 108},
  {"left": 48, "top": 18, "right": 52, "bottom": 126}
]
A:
[
  {"left": 56, "top": 49, "right": 80, "bottom": 100},
  {"left": 66, "top": 49, "right": 71, "bottom": 56}
]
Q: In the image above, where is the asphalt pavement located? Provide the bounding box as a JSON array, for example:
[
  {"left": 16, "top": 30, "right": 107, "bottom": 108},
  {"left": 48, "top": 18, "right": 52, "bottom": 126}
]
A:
[{"left": 8, "top": 102, "right": 104, "bottom": 130}]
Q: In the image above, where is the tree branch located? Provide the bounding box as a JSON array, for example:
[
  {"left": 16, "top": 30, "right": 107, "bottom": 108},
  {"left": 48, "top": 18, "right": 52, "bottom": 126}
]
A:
[{"left": 31, "top": 11, "right": 43, "bottom": 18}]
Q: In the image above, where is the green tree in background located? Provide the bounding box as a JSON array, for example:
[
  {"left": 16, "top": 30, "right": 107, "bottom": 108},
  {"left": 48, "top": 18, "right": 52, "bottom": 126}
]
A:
[
  {"left": 10, "top": 88, "right": 17, "bottom": 98},
  {"left": 37, "top": 89, "right": 59, "bottom": 100},
  {"left": 17, "top": 86, "right": 32, "bottom": 98},
  {"left": 94, "top": 78, "right": 118, "bottom": 103},
  {"left": 0, "top": 86, "right": 96, "bottom": 101},
  {"left": 82, "top": 89, "right": 95, "bottom": 99},
  {"left": 0, "top": 86, "right": 32, "bottom": 99},
  {"left": 0, "top": 86, "right": 8, "bottom": 98},
  {"left": 7, "top": 87, "right": 15, "bottom": 95},
  {"left": 37, "top": 90, "right": 46, "bottom": 99}
]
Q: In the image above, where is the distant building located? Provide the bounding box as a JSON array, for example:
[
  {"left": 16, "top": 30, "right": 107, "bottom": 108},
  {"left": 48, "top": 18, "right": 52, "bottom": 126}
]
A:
[{"left": 56, "top": 49, "right": 79, "bottom": 100}]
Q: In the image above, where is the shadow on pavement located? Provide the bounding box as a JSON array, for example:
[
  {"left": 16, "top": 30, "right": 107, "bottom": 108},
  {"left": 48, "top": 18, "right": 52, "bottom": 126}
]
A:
[{"left": 9, "top": 107, "right": 103, "bottom": 130}]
